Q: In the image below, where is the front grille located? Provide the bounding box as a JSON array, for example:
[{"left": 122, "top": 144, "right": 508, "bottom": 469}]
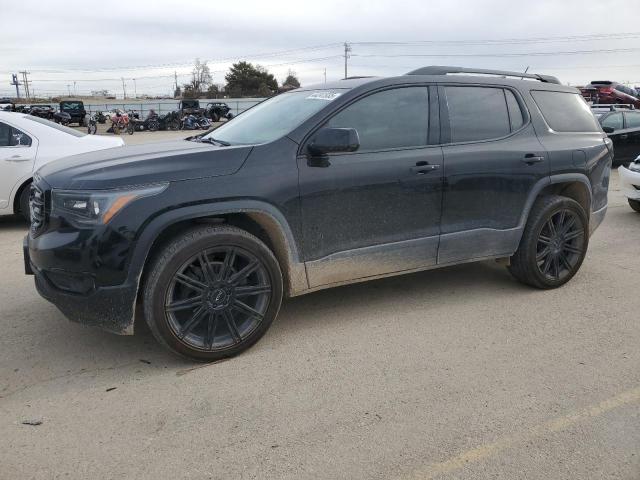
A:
[{"left": 29, "top": 184, "right": 46, "bottom": 234}]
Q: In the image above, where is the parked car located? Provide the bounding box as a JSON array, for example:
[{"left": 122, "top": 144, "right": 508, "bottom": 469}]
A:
[
  {"left": 25, "top": 66, "right": 612, "bottom": 361},
  {"left": 0, "top": 111, "right": 123, "bottom": 221},
  {"left": 590, "top": 103, "right": 635, "bottom": 119},
  {"left": 598, "top": 110, "right": 640, "bottom": 165},
  {"left": 618, "top": 157, "right": 640, "bottom": 212},
  {"left": 0, "top": 98, "right": 14, "bottom": 111},
  {"left": 581, "top": 81, "right": 640, "bottom": 108},
  {"left": 178, "top": 99, "right": 203, "bottom": 116},
  {"left": 29, "top": 105, "right": 55, "bottom": 120},
  {"left": 205, "top": 102, "right": 233, "bottom": 122},
  {"left": 59, "top": 100, "right": 86, "bottom": 126}
]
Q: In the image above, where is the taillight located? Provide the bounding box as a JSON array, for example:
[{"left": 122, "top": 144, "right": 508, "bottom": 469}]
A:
[{"left": 599, "top": 86, "right": 615, "bottom": 94}]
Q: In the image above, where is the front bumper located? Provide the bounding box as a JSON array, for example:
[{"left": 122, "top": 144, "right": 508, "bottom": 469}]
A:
[
  {"left": 618, "top": 165, "right": 640, "bottom": 201},
  {"left": 24, "top": 236, "right": 137, "bottom": 335}
]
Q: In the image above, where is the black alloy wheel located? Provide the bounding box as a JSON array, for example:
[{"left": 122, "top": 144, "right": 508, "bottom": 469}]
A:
[
  {"left": 535, "top": 209, "right": 585, "bottom": 282},
  {"left": 143, "top": 226, "right": 283, "bottom": 361},
  {"left": 165, "top": 246, "right": 272, "bottom": 351}
]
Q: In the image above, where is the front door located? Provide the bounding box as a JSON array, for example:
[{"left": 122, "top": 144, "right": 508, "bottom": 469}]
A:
[
  {"left": 297, "top": 86, "right": 443, "bottom": 287},
  {"left": 0, "top": 121, "right": 37, "bottom": 211}
]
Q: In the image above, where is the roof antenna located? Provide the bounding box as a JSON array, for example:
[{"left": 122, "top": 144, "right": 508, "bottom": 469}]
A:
[{"left": 521, "top": 66, "right": 530, "bottom": 80}]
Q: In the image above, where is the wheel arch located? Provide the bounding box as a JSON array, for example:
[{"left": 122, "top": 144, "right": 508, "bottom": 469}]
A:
[
  {"left": 519, "top": 174, "right": 593, "bottom": 229},
  {"left": 130, "top": 201, "right": 308, "bottom": 302},
  {"left": 12, "top": 176, "right": 32, "bottom": 214}
]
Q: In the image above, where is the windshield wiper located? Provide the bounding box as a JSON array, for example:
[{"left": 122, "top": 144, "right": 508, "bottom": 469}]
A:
[{"left": 200, "top": 137, "right": 231, "bottom": 146}]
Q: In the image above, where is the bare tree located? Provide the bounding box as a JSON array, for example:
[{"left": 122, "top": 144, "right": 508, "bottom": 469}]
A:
[{"left": 183, "top": 58, "right": 212, "bottom": 98}]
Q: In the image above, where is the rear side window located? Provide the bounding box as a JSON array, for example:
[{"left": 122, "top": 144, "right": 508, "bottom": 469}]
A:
[
  {"left": 326, "top": 87, "right": 429, "bottom": 151},
  {"left": 531, "top": 91, "right": 600, "bottom": 132},
  {"left": 625, "top": 112, "right": 640, "bottom": 128},
  {"left": 444, "top": 86, "right": 511, "bottom": 142}
]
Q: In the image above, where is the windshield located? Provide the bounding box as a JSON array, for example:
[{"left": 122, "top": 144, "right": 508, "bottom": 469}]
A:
[
  {"left": 25, "top": 115, "right": 86, "bottom": 137},
  {"left": 61, "top": 102, "right": 83, "bottom": 111},
  {"left": 202, "top": 89, "right": 345, "bottom": 145}
]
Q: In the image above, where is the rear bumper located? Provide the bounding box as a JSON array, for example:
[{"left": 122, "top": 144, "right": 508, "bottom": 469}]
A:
[{"left": 618, "top": 166, "right": 640, "bottom": 201}]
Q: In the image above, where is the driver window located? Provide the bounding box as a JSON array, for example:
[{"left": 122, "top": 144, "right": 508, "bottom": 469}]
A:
[
  {"left": 601, "top": 113, "right": 623, "bottom": 131},
  {"left": 325, "top": 87, "right": 429, "bottom": 151}
]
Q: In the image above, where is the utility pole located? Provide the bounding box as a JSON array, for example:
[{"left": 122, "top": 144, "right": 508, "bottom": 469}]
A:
[
  {"left": 323, "top": 68, "right": 327, "bottom": 84},
  {"left": 343, "top": 42, "right": 351, "bottom": 79},
  {"left": 121, "top": 77, "right": 127, "bottom": 99},
  {"left": 73, "top": 81, "right": 77, "bottom": 96},
  {"left": 19, "top": 71, "right": 31, "bottom": 99},
  {"left": 133, "top": 78, "right": 137, "bottom": 98},
  {"left": 174, "top": 71, "right": 178, "bottom": 92},
  {"left": 67, "top": 84, "right": 71, "bottom": 96},
  {"left": 11, "top": 74, "right": 20, "bottom": 98}
]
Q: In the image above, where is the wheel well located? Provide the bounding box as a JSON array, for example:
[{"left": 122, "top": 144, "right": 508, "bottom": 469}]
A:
[
  {"left": 139, "top": 212, "right": 295, "bottom": 297},
  {"left": 537, "top": 181, "right": 591, "bottom": 214},
  {"left": 13, "top": 178, "right": 32, "bottom": 214}
]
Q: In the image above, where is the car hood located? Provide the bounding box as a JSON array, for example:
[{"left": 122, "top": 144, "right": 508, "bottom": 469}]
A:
[{"left": 38, "top": 140, "right": 253, "bottom": 190}]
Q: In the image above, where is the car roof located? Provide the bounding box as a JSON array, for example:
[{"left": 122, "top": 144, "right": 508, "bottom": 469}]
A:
[{"left": 300, "top": 72, "right": 574, "bottom": 94}]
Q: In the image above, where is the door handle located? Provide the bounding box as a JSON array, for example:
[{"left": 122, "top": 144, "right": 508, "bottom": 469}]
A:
[
  {"left": 4, "top": 155, "right": 30, "bottom": 162},
  {"left": 619, "top": 134, "right": 628, "bottom": 140},
  {"left": 410, "top": 162, "right": 441, "bottom": 174},
  {"left": 522, "top": 154, "right": 544, "bottom": 165}
]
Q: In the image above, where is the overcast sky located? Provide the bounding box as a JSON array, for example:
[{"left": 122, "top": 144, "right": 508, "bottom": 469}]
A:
[{"left": 2, "top": 0, "right": 640, "bottom": 98}]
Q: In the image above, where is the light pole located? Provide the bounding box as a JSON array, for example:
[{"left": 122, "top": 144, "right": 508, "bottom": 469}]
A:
[{"left": 133, "top": 78, "right": 137, "bottom": 98}]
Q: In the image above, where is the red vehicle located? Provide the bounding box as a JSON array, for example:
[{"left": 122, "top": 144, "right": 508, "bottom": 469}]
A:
[{"left": 580, "top": 81, "right": 640, "bottom": 108}]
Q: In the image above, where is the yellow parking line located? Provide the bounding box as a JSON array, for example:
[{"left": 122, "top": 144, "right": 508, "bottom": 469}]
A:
[{"left": 407, "top": 386, "right": 640, "bottom": 480}]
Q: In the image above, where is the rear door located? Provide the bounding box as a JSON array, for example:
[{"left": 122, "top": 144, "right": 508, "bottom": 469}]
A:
[
  {"left": 0, "top": 121, "right": 37, "bottom": 210},
  {"left": 437, "top": 85, "right": 548, "bottom": 264},
  {"left": 618, "top": 111, "right": 640, "bottom": 164}
]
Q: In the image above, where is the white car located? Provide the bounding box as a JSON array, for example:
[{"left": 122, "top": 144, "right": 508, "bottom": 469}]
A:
[
  {"left": 618, "top": 156, "right": 640, "bottom": 212},
  {"left": 0, "top": 111, "right": 124, "bottom": 220}
]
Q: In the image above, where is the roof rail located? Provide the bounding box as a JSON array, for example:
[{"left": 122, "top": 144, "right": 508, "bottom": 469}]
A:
[{"left": 405, "top": 66, "right": 561, "bottom": 85}]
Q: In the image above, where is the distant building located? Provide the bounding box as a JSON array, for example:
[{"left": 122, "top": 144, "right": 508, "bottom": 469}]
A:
[{"left": 91, "top": 90, "right": 110, "bottom": 97}]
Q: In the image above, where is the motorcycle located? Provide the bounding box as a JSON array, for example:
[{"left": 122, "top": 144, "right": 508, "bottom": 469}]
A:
[
  {"left": 197, "top": 115, "right": 212, "bottom": 130},
  {"left": 157, "top": 111, "right": 181, "bottom": 131},
  {"left": 129, "top": 110, "right": 160, "bottom": 132},
  {"left": 180, "top": 114, "right": 201, "bottom": 130},
  {"left": 106, "top": 109, "right": 134, "bottom": 135},
  {"left": 53, "top": 111, "right": 71, "bottom": 126}
]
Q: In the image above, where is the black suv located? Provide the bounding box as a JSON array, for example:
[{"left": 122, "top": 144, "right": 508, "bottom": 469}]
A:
[
  {"left": 24, "top": 67, "right": 612, "bottom": 361},
  {"left": 59, "top": 100, "right": 86, "bottom": 126}
]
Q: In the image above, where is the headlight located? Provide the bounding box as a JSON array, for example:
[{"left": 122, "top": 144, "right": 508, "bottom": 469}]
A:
[{"left": 51, "top": 184, "right": 168, "bottom": 225}]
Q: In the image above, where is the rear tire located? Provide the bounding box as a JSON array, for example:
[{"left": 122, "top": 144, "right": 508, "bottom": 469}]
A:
[
  {"left": 508, "top": 195, "right": 588, "bottom": 289},
  {"left": 628, "top": 198, "right": 640, "bottom": 213},
  {"left": 19, "top": 183, "right": 31, "bottom": 222},
  {"left": 143, "top": 225, "right": 283, "bottom": 361}
]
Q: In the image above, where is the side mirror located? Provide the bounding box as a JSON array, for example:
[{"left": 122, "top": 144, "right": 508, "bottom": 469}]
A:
[
  {"left": 307, "top": 128, "right": 360, "bottom": 158},
  {"left": 602, "top": 126, "right": 615, "bottom": 134}
]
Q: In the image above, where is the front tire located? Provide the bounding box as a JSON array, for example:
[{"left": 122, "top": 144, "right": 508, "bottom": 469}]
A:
[
  {"left": 143, "top": 225, "right": 283, "bottom": 361},
  {"left": 628, "top": 198, "right": 640, "bottom": 213},
  {"left": 508, "top": 195, "right": 588, "bottom": 289}
]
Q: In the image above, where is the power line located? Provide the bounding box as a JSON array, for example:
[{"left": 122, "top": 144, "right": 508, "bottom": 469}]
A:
[{"left": 352, "top": 47, "right": 640, "bottom": 59}]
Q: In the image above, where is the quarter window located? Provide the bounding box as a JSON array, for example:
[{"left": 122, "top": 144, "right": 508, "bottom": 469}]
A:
[
  {"left": 0, "top": 122, "right": 32, "bottom": 147},
  {"left": 625, "top": 112, "right": 640, "bottom": 129},
  {"left": 444, "top": 86, "right": 511, "bottom": 142},
  {"left": 325, "top": 87, "right": 429, "bottom": 151},
  {"left": 531, "top": 91, "right": 600, "bottom": 133}
]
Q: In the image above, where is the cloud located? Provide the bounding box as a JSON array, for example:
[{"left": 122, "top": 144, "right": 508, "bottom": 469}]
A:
[{"left": 1, "top": 0, "right": 639, "bottom": 96}]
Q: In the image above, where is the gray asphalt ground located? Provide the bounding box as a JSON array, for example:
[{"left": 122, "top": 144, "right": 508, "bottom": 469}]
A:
[{"left": 1, "top": 131, "right": 638, "bottom": 479}]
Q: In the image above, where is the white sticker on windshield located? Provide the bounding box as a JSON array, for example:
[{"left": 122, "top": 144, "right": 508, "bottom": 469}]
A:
[{"left": 306, "top": 92, "right": 342, "bottom": 101}]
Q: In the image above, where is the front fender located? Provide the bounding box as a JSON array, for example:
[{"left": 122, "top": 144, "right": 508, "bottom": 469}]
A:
[{"left": 126, "top": 200, "right": 308, "bottom": 299}]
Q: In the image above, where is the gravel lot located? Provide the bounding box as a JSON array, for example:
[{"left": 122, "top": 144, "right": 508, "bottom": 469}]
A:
[{"left": 1, "top": 132, "right": 638, "bottom": 479}]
